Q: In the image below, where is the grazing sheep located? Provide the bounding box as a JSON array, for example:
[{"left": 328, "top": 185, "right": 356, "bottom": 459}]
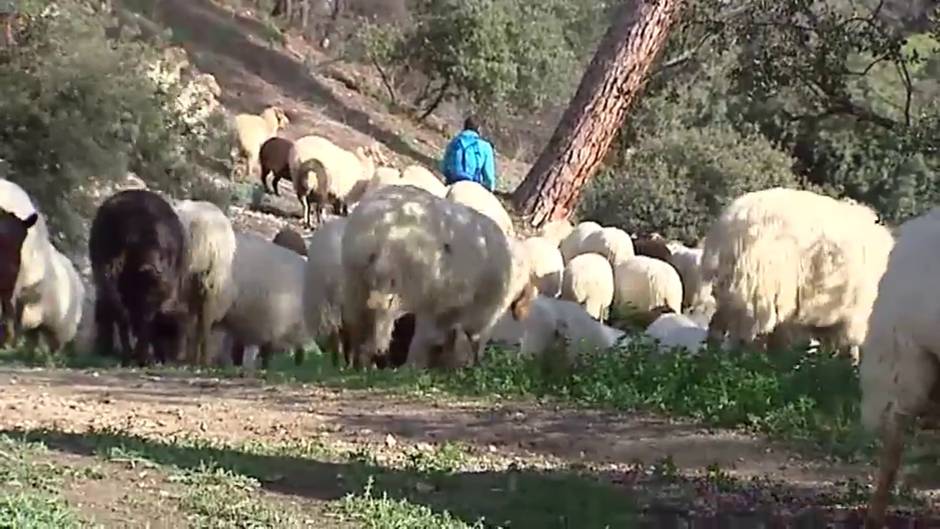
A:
[
  {"left": 580, "top": 227, "right": 635, "bottom": 266},
  {"left": 289, "top": 135, "right": 386, "bottom": 227},
  {"left": 401, "top": 165, "right": 447, "bottom": 197},
  {"left": 633, "top": 235, "right": 673, "bottom": 266},
  {"left": 272, "top": 226, "right": 307, "bottom": 257},
  {"left": 223, "top": 232, "right": 309, "bottom": 369},
  {"left": 259, "top": 136, "right": 294, "bottom": 195},
  {"left": 665, "top": 241, "right": 705, "bottom": 309},
  {"left": 561, "top": 253, "right": 614, "bottom": 321},
  {"left": 233, "top": 106, "right": 289, "bottom": 179},
  {"left": 0, "top": 179, "right": 49, "bottom": 343},
  {"left": 490, "top": 296, "right": 625, "bottom": 359},
  {"left": 538, "top": 219, "right": 574, "bottom": 247},
  {"left": 645, "top": 310, "right": 707, "bottom": 354},
  {"left": 701, "top": 187, "right": 894, "bottom": 358},
  {"left": 89, "top": 189, "right": 189, "bottom": 366},
  {"left": 444, "top": 180, "right": 515, "bottom": 236},
  {"left": 559, "top": 221, "right": 603, "bottom": 263},
  {"left": 341, "top": 185, "right": 536, "bottom": 369},
  {"left": 19, "top": 247, "right": 85, "bottom": 352},
  {"left": 173, "top": 199, "right": 238, "bottom": 366},
  {"left": 521, "top": 236, "right": 565, "bottom": 298},
  {"left": 858, "top": 208, "right": 940, "bottom": 528},
  {"left": 613, "top": 255, "right": 683, "bottom": 315}
]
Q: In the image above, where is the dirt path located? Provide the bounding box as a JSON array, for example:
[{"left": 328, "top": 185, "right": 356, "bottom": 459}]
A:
[{"left": 0, "top": 367, "right": 869, "bottom": 486}]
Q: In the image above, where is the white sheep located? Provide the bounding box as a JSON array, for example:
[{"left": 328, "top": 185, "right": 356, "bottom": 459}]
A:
[
  {"left": 341, "top": 185, "right": 536, "bottom": 369},
  {"left": 173, "top": 199, "right": 238, "bottom": 366},
  {"left": 401, "top": 165, "right": 448, "bottom": 197},
  {"left": 645, "top": 311, "right": 707, "bottom": 354},
  {"left": 559, "top": 221, "right": 603, "bottom": 263},
  {"left": 288, "top": 135, "right": 383, "bottom": 227},
  {"left": 612, "top": 255, "right": 683, "bottom": 315},
  {"left": 302, "top": 217, "right": 348, "bottom": 366},
  {"left": 232, "top": 106, "right": 289, "bottom": 178},
  {"left": 580, "top": 226, "right": 635, "bottom": 266},
  {"left": 560, "top": 252, "right": 614, "bottom": 321},
  {"left": 444, "top": 180, "right": 514, "bottom": 236},
  {"left": 520, "top": 237, "right": 564, "bottom": 298},
  {"left": 222, "top": 232, "right": 309, "bottom": 369},
  {"left": 0, "top": 179, "right": 52, "bottom": 341},
  {"left": 490, "top": 295, "right": 625, "bottom": 359},
  {"left": 19, "top": 247, "right": 85, "bottom": 351},
  {"left": 537, "top": 219, "right": 574, "bottom": 248},
  {"left": 664, "top": 241, "right": 706, "bottom": 310},
  {"left": 857, "top": 207, "right": 940, "bottom": 528},
  {"left": 701, "top": 187, "right": 894, "bottom": 358}
]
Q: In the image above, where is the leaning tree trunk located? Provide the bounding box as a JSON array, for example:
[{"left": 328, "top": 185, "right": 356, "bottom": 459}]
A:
[{"left": 511, "top": 0, "right": 684, "bottom": 227}]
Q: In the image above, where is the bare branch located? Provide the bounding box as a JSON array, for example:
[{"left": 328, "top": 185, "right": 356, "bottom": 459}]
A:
[{"left": 650, "top": 32, "right": 715, "bottom": 77}]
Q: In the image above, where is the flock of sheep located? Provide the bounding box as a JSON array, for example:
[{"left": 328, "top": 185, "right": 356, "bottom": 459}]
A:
[{"left": 0, "top": 103, "right": 937, "bottom": 526}]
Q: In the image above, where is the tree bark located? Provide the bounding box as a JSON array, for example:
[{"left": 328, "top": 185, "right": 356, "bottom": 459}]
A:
[{"left": 511, "top": 0, "right": 685, "bottom": 227}]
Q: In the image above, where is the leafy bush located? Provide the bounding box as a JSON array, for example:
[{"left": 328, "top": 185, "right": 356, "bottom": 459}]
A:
[
  {"left": 580, "top": 123, "right": 802, "bottom": 244},
  {"left": 0, "top": 1, "right": 230, "bottom": 253}
]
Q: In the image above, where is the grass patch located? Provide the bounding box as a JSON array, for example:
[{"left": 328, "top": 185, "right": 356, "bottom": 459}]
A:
[
  {"left": 335, "top": 477, "right": 484, "bottom": 529},
  {"left": 0, "top": 436, "right": 84, "bottom": 528},
  {"left": 0, "top": 493, "right": 81, "bottom": 529}
]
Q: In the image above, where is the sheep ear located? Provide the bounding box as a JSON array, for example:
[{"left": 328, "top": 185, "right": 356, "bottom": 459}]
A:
[{"left": 22, "top": 213, "right": 38, "bottom": 229}]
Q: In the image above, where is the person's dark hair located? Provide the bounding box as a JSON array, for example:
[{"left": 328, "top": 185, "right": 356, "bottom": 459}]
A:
[{"left": 463, "top": 115, "right": 479, "bottom": 132}]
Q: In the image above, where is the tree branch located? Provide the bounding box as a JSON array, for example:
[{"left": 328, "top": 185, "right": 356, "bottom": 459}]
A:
[{"left": 649, "top": 32, "right": 714, "bottom": 77}]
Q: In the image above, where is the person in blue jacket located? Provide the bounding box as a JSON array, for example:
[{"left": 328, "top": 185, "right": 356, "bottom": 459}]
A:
[{"left": 440, "top": 116, "right": 497, "bottom": 192}]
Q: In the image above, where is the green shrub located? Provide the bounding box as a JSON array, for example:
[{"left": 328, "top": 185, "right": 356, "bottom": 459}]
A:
[
  {"left": 580, "top": 123, "right": 802, "bottom": 244},
  {"left": 0, "top": 0, "right": 230, "bottom": 253}
]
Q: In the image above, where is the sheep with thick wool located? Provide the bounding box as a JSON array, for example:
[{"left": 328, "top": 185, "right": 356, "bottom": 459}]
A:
[
  {"left": 302, "top": 217, "right": 348, "bottom": 367},
  {"left": 232, "top": 106, "right": 289, "bottom": 179},
  {"left": 19, "top": 247, "right": 85, "bottom": 352},
  {"left": 613, "top": 255, "right": 683, "bottom": 315},
  {"left": 645, "top": 310, "right": 707, "bottom": 354},
  {"left": 0, "top": 179, "right": 52, "bottom": 342},
  {"left": 288, "top": 135, "right": 384, "bottom": 227},
  {"left": 559, "top": 221, "right": 603, "bottom": 263},
  {"left": 173, "top": 199, "right": 238, "bottom": 366},
  {"left": 580, "top": 226, "right": 634, "bottom": 266},
  {"left": 341, "top": 185, "right": 536, "bottom": 370},
  {"left": 401, "top": 165, "right": 447, "bottom": 197},
  {"left": 222, "top": 232, "right": 309, "bottom": 369},
  {"left": 701, "top": 187, "right": 894, "bottom": 358},
  {"left": 561, "top": 253, "right": 614, "bottom": 321},
  {"left": 444, "top": 180, "right": 514, "bottom": 236},
  {"left": 490, "top": 296, "right": 625, "bottom": 359},
  {"left": 538, "top": 219, "right": 574, "bottom": 248},
  {"left": 259, "top": 136, "right": 294, "bottom": 195},
  {"left": 857, "top": 207, "right": 940, "bottom": 528},
  {"left": 665, "top": 241, "right": 706, "bottom": 310},
  {"left": 521, "top": 237, "right": 564, "bottom": 298}
]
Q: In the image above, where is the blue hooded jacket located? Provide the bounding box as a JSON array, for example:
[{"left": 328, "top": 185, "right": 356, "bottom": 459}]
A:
[{"left": 439, "top": 129, "right": 496, "bottom": 191}]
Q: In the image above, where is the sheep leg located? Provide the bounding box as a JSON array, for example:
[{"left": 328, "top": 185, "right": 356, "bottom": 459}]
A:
[
  {"left": 260, "top": 166, "right": 272, "bottom": 194},
  {"left": 293, "top": 346, "right": 305, "bottom": 366},
  {"left": 0, "top": 297, "right": 14, "bottom": 345},
  {"left": 299, "top": 193, "right": 311, "bottom": 229},
  {"left": 866, "top": 420, "right": 906, "bottom": 529},
  {"left": 271, "top": 169, "right": 286, "bottom": 197},
  {"left": 116, "top": 318, "right": 134, "bottom": 366},
  {"left": 259, "top": 343, "right": 274, "bottom": 370},
  {"left": 130, "top": 318, "right": 151, "bottom": 367},
  {"left": 93, "top": 298, "right": 116, "bottom": 357},
  {"left": 230, "top": 337, "right": 245, "bottom": 367}
]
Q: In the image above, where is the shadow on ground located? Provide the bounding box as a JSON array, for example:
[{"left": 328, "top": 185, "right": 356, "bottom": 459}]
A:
[{"left": 3, "top": 427, "right": 636, "bottom": 528}]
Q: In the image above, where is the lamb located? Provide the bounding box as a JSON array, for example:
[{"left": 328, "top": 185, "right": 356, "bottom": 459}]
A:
[
  {"left": 222, "top": 231, "right": 309, "bottom": 369},
  {"left": 560, "top": 253, "right": 614, "bottom": 321},
  {"left": 401, "top": 165, "right": 447, "bottom": 197},
  {"left": 858, "top": 208, "right": 940, "bottom": 528},
  {"left": 559, "top": 221, "right": 603, "bottom": 263},
  {"left": 521, "top": 237, "right": 565, "bottom": 298},
  {"left": 259, "top": 136, "right": 294, "bottom": 196},
  {"left": 490, "top": 296, "right": 625, "bottom": 359},
  {"left": 19, "top": 247, "right": 85, "bottom": 352},
  {"left": 232, "top": 106, "right": 289, "bottom": 179},
  {"left": 613, "top": 255, "right": 683, "bottom": 315},
  {"left": 89, "top": 189, "right": 189, "bottom": 366},
  {"left": 580, "top": 226, "right": 635, "bottom": 266},
  {"left": 537, "top": 219, "right": 574, "bottom": 247},
  {"left": 0, "top": 179, "right": 49, "bottom": 343},
  {"left": 173, "top": 199, "right": 238, "bottom": 366},
  {"left": 341, "top": 185, "right": 536, "bottom": 369},
  {"left": 444, "top": 180, "right": 515, "bottom": 236},
  {"left": 645, "top": 310, "right": 707, "bottom": 354},
  {"left": 701, "top": 187, "right": 894, "bottom": 358},
  {"left": 272, "top": 226, "right": 307, "bottom": 257}
]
